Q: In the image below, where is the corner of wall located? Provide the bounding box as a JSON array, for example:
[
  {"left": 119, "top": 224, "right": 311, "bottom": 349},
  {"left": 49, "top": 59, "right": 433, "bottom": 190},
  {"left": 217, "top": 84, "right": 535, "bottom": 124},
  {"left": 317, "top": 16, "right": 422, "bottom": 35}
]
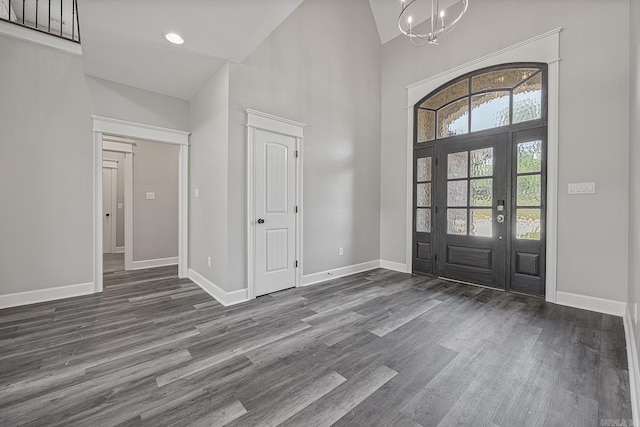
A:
[
  {"left": 188, "top": 268, "right": 248, "bottom": 307},
  {"left": 624, "top": 304, "right": 640, "bottom": 426},
  {"left": 188, "top": 64, "right": 232, "bottom": 291}
]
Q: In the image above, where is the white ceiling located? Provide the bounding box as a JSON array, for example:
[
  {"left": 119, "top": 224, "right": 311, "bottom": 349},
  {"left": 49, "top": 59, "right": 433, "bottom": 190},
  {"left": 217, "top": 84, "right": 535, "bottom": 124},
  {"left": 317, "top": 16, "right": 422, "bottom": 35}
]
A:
[
  {"left": 78, "top": 0, "right": 305, "bottom": 100},
  {"left": 368, "top": 0, "right": 460, "bottom": 44},
  {"left": 77, "top": 0, "right": 463, "bottom": 100}
]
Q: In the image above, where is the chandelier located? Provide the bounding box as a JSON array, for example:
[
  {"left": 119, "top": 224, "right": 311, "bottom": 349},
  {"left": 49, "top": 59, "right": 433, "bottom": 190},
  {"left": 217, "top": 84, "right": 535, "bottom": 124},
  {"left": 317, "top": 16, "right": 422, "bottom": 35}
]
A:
[{"left": 398, "top": 0, "right": 469, "bottom": 46}]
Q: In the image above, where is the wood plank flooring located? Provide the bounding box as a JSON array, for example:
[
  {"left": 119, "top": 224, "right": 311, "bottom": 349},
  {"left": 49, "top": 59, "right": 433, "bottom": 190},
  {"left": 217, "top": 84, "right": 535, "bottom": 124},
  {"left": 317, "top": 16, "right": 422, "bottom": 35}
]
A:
[
  {"left": 104, "top": 253, "right": 125, "bottom": 273},
  {"left": 0, "top": 267, "right": 632, "bottom": 426}
]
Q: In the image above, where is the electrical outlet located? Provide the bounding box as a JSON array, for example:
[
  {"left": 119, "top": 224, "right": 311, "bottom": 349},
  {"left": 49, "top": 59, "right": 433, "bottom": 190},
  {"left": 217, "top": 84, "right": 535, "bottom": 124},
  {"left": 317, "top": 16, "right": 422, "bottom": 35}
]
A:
[
  {"left": 339, "top": 247, "right": 344, "bottom": 256},
  {"left": 207, "top": 256, "right": 211, "bottom": 268}
]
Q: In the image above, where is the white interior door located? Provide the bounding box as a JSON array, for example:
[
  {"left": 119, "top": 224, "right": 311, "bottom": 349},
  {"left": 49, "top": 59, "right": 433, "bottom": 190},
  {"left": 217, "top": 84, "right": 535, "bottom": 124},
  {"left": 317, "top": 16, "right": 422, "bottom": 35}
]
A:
[
  {"left": 254, "top": 129, "right": 297, "bottom": 296},
  {"left": 102, "top": 167, "right": 113, "bottom": 254}
]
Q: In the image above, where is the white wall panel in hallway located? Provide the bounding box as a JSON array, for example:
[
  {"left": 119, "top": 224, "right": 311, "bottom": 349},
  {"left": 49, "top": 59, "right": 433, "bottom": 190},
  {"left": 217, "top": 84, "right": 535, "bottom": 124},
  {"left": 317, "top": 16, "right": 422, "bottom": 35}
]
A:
[{"left": 132, "top": 140, "right": 179, "bottom": 264}]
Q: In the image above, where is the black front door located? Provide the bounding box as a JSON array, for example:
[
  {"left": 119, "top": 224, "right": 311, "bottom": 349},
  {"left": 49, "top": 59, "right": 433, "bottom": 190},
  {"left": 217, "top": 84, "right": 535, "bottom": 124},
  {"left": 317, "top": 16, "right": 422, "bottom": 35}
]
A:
[
  {"left": 435, "top": 133, "right": 508, "bottom": 289},
  {"left": 412, "top": 128, "right": 547, "bottom": 295}
]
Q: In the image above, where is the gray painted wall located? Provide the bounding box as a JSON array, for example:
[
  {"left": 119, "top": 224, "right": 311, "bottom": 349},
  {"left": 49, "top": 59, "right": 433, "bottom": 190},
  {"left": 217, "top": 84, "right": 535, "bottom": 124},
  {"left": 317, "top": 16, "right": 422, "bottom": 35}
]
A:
[
  {"left": 189, "top": 64, "right": 230, "bottom": 288},
  {"left": 0, "top": 38, "right": 93, "bottom": 294},
  {"left": 380, "top": 0, "right": 630, "bottom": 302},
  {"left": 87, "top": 77, "right": 189, "bottom": 131},
  {"left": 132, "top": 140, "right": 179, "bottom": 262},
  {"left": 628, "top": 0, "right": 640, "bottom": 372},
  {"left": 227, "top": 0, "right": 382, "bottom": 290},
  {"left": 0, "top": 36, "right": 189, "bottom": 296},
  {"left": 103, "top": 152, "right": 125, "bottom": 248}
]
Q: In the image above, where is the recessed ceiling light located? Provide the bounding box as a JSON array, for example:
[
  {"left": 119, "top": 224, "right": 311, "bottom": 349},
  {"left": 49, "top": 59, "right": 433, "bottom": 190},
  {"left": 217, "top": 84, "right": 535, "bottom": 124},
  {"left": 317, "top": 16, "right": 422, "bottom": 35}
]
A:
[{"left": 165, "top": 33, "right": 184, "bottom": 45}]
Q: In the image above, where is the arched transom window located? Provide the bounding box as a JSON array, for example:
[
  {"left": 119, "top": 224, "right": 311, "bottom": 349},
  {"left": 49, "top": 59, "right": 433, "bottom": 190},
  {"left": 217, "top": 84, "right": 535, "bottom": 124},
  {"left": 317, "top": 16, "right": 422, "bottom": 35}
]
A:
[{"left": 416, "top": 63, "right": 546, "bottom": 143}]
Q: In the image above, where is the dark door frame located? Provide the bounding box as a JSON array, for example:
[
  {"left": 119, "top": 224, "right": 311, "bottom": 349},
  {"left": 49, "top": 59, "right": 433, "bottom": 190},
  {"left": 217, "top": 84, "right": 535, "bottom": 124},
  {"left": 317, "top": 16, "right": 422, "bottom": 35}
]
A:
[
  {"left": 410, "top": 63, "right": 549, "bottom": 296},
  {"left": 403, "top": 29, "right": 561, "bottom": 303}
]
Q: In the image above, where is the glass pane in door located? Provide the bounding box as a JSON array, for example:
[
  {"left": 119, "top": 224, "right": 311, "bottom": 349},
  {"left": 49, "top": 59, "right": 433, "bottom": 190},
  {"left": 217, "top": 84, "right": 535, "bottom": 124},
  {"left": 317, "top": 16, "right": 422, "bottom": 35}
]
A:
[
  {"left": 447, "top": 181, "right": 467, "bottom": 207},
  {"left": 513, "top": 73, "right": 542, "bottom": 124},
  {"left": 417, "top": 183, "right": 431, "bottom": 207},
  {"left": 417, "top": 110, "right": 436, "bottom": 143},
  {"left": 470, "top": 178, "right": 492, "bottom": 206},
  {"left": 517, "top": 175, "right": 541, "bottom": 206},
  {"left": 448, "top": 151, "right": 468, "bottom": 179},
  {"left": 516, "top": 208, "right": 541, "bottom": 240},
  {"left": 447, "top": 209, "right": 467, "bottom": 235},
  {"left": 438, "top": 99, "right": 469, "bottom": 138},
  {"left": 417, "top": 157, "right": 432, "bottom": 181},
  {"left": 470, "top": 148, "right": 493, "bottom": 177},
  {"left": 517, "top": 140, "right": 542, "bottom": 173},
  {"left": 415, "top": 156, "right": 433, "bottom": 234},
  {"left": 417, "top": 208, "right": 431, "bottom": 233},
  {"left": 470, "top": 209, "right": 493, "bottom": 237},
  {"left": 470, "top": 92, "right": 510, "bottom": 132}
]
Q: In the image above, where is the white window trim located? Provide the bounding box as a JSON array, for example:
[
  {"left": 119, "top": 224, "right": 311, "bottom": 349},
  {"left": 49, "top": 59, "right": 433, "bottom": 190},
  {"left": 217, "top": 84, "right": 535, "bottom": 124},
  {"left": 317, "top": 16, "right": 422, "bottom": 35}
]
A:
[{"left": 404, "top": 28, "right": 561, "bottom": 303}]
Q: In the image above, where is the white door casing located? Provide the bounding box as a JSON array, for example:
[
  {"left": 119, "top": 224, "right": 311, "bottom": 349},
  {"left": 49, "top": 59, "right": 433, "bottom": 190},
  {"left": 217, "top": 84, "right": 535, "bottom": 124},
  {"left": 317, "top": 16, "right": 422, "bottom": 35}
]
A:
[
  {"left": 254, "top": 129, "right": 297, "bottom": 296},
  {"left": 247, "top": 109, "right": 305, "bottom": 299},
  {"left": 92, "top": 116, "right": 190, "bottom": 294}
]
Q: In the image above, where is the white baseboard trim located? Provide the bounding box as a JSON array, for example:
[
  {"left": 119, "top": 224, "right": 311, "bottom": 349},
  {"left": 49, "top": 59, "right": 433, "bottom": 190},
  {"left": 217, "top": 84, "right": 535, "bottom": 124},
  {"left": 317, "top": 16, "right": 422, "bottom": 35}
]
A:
[
  {"left": 132, "top": 257, "right": 178, "bottom": 270},
  {"left": 188, "top": 269, "right": 249, "bottom": 307},
  {"left": 0, "top": 282, "right": 94, "bottom": 309},
  {"left": 555, "top": 291, "right": 625, "bottom": 317},
  {"left": 624, "top": 304, "right": 640, "bottom": 427},
  {"left": 115, "top": 246, "right": 125, "bottom": 254},
  {"left": 379, "top": 259, "right": 410, "bottom": 273},
  {"left": 302, "top": 260, "right": 381, "bottom": 287}
]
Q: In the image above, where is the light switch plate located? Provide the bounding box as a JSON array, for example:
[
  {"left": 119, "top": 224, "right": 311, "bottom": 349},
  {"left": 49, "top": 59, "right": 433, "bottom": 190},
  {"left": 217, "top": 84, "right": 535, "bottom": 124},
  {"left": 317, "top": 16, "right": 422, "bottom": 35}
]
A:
[
  {"left": 568, "top": 182, "right": 596, "bottom": 195},
  {"left": 146, "top": 192, "right": 155, "bottom": 200},
  {"left": 195, "top": 188, "right": 199, "bottom": 198}
]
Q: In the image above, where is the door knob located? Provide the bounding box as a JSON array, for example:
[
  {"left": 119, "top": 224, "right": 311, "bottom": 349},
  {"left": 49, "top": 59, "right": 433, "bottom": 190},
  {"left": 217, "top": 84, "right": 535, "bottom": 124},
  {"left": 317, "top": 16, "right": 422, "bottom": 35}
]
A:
[
  {"left": 257, "top": 218, "right": 265, "bottom": 224},
  {"left": 496, "top": 214, "right": 505, "bottom": 223},
  {"left": 106, "top": 213, "right": 110, "bottom": 217}
]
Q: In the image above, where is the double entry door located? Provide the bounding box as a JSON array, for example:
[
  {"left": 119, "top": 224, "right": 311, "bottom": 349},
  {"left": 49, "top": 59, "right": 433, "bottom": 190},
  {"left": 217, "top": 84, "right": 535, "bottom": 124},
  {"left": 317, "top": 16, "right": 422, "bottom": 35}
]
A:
[{"left": 413, "top": 128, "right": 546, "bottom": 296}]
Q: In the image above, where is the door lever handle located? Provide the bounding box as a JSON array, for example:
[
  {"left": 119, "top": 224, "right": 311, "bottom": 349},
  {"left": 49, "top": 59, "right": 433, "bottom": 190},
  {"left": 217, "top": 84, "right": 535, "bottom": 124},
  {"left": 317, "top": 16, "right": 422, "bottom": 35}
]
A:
[{"left": 257, "top": 218, "right": 265, "bottom": 224}]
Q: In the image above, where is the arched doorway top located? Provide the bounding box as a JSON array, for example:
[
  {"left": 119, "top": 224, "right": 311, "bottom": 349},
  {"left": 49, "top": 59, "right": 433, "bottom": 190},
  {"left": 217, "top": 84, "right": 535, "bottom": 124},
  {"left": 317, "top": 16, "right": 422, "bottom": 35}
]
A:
[{"left": 415, "top": 63, "right": 547, "bottom": 144}]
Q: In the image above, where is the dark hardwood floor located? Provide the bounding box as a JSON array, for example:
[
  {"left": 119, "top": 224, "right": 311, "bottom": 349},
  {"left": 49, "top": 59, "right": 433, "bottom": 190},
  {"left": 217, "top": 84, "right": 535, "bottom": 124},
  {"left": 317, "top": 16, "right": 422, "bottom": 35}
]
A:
[
  {"left": 0, "top": 267, "right": 632, "bottom": 426},
  {"left": 104, "top": 253, "right": 125, "bottom": 274}
]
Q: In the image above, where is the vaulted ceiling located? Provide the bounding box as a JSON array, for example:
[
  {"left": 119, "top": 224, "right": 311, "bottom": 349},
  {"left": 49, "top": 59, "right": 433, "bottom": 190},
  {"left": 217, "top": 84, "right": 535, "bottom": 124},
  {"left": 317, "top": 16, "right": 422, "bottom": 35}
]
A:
[
  {"left": 78, "top": 0, "right": 305, "bottom": 100},
  {"left": 77, "top": 0, "right": 463, "bottom": 100}
]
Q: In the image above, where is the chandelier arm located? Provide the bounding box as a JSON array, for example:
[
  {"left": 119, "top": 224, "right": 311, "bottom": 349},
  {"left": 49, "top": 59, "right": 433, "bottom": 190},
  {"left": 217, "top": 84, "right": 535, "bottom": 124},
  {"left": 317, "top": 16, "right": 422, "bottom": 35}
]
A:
[
  {"left": 410, "top": 36, "right": 429, "bottom": 47},
  {"left": 436, "top": 0, "right": 468, "bottom": 35},
  {"left": 398, "top": 0, "right": 468, "bottom": 44},
  {"left": 431, "top": 0, "right": 435, "bottom": 35},
  {"left": 398, "top": 0, "right": 418, "bottom": 36}
]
